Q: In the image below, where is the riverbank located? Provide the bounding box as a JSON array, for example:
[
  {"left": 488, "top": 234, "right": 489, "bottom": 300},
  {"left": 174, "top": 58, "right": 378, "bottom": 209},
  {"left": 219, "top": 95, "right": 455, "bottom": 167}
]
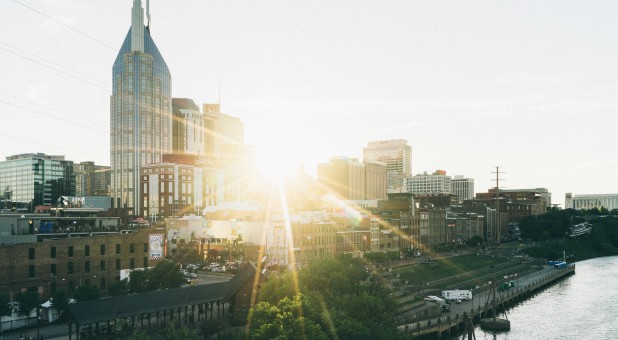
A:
[{"left": 397, "top": 263, "right": 575, "bottom": 338}]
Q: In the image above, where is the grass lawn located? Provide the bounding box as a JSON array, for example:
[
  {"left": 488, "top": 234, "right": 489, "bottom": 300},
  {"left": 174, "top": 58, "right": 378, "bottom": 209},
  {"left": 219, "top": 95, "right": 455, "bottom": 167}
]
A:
[{"left": 393, "top": 253, "right": 509, "bottom": 286}]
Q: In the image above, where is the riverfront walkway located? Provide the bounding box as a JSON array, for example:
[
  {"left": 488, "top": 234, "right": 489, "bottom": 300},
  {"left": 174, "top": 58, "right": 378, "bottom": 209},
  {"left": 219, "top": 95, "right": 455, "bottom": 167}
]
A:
[{"left": 397, "top": 264, "right": 575, "bottom": 338}]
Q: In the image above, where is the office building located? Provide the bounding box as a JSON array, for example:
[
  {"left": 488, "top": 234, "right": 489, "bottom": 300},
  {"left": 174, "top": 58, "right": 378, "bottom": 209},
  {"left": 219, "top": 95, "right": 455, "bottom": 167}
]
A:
[
  {"left": 203, "top": 104, "right": 244, "bottom": 161},
  {"left": 317, "top": 157, "right": 387, "bottom": 200},
  {"left": 75, "top": 162, "right": 111, "bottom": 197},
  {"left": 363, "top": 139, "right": 412, "bottom": 190},
  {"left": 110, "top": 0, "right": 172, "bottom": 215},
  {"left": 407, "top": 170, "right": 452, "bottom": 195},
  {"left": 172, "top": 98, "right": 204, "bottom": 156},
  {"left": 140, "top": 158, "right": 203, "bottom": 220},
  {"left": 451, "top": 176, "right": 475, "bottom": 203},
  {"left": 0, "top": 153, "right": 75, "bottom": 211}
]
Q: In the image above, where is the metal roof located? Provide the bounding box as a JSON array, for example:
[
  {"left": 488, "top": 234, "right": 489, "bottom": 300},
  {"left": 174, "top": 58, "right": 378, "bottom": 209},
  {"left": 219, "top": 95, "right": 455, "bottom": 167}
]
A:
[{"left": 69, "top": 263, "right": 260, "bottom": 326}]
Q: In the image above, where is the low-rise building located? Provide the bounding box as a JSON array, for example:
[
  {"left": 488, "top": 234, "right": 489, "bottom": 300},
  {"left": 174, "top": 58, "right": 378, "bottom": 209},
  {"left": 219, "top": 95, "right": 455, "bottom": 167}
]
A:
[{"left": 0, "top": 228, "right": 164, "bottom": 301}]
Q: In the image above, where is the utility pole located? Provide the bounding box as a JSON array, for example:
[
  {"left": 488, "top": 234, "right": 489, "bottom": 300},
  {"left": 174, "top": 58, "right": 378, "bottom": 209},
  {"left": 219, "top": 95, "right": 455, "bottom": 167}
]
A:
[{"left": 491, "top": 167, "right": 506, "bottom": 244}]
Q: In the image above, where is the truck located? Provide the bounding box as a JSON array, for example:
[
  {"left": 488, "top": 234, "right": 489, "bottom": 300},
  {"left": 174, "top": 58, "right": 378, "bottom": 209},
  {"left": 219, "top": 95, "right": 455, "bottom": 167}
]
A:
[
  {"left": 424, "top": 295, "right": 448, "bottom": 305},
  {"left": 441, "top": 289, "right": 473, "bottom": 301}
]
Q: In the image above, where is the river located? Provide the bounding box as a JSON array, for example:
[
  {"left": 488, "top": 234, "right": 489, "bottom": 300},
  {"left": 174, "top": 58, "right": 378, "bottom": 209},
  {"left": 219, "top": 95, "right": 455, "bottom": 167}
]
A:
[{"left": 468, "top": 256, "right": 618, "bottom": 339}]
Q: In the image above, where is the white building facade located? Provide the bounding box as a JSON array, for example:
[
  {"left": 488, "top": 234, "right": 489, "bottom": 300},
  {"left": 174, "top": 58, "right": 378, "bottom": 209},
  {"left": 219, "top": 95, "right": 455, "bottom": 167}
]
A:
[
  {"left": 451, "top": 176, "right": 474, "bottom": 203},
  {"left": 407, "top": 170, "right": 452, "bottom": 195},
  {"left": 565, "top": 193, "right": 618, "bottom": 211}
]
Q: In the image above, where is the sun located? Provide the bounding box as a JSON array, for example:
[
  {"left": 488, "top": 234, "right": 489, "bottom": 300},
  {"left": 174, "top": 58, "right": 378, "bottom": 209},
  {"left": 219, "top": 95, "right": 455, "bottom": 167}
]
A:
[{"left": 254, "top": 144, "right": 299, "bottom": 183}]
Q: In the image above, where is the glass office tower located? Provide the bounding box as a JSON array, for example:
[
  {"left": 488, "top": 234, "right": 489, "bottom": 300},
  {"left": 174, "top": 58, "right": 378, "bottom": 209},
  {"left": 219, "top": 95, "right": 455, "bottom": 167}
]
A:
[
  {"left": 110, "top": 0, "right": 172, "bottom": 215},
  {"left": 0, "top": 153, "right": 75, "bottom": 211}
]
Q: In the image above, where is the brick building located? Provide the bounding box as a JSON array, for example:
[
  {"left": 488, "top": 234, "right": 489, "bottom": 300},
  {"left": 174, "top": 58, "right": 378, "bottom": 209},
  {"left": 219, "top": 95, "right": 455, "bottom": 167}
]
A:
[{"left": 0, "top": 229, "right": 164, "bottom": 301}]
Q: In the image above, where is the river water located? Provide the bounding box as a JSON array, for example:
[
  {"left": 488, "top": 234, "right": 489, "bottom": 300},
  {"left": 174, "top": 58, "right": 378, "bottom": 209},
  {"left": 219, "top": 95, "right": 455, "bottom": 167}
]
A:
[{"left": 468, "top": 256, "right": 618, "bottom": 339}]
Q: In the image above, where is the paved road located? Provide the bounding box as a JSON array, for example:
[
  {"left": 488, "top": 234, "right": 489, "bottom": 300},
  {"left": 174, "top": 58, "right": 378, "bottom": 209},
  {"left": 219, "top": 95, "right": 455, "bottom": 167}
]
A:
[{"left": 444, "top": 265, "right": 555, "bottom": 317}]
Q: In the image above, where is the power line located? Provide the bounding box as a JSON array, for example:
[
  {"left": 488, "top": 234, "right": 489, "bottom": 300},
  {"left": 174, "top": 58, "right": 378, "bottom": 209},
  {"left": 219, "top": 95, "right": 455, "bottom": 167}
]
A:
[
  {"left": 0, "top": 45, "right": 110, "bottom": 93},
  {"left": 0, "top": 41, "right": 109, "bottom": 88},
  {"left": 0, "top": 99, "right": 106, "bottom": 134},
  {"left": 11, "top": 0, "right": 117, "bottom": 51},
  {"left": 0, "top": 92, "right": 106, "bottom": 132}
]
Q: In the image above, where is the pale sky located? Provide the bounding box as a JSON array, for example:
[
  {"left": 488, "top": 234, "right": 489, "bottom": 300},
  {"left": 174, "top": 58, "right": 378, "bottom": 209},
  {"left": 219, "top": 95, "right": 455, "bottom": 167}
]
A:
[{"left": 1, "top": 0, "right": 617, "bottom": 206}]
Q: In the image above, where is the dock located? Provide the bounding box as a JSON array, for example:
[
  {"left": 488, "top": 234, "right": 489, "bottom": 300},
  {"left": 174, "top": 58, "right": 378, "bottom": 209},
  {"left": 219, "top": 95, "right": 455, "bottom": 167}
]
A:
[{"left": 397, "top": 263, "right": 575, "bottom": 338}]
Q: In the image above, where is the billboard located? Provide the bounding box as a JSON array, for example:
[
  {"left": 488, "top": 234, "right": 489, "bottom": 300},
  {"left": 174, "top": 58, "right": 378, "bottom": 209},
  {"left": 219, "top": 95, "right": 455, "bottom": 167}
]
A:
[{"left": 149, "top": 233, "right": 164, "bottom": 259}]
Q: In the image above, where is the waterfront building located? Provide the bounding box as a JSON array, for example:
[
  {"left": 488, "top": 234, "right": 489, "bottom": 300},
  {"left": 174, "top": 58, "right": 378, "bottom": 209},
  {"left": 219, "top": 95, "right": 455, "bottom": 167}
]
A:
[
  {"left": 0, "top": 153, "right": 75, "bottom": 211},
  {"left": 110, "top": 0, "right": 172, "bottom": 215},
  {"left": 565, "top": 193, "right": 618, "bottom": 211},
  {"left": 407, "top": 170, "right": 452, "bottom": 195},
  {"left": 318, "top": 157, "right": 387, "bottom": 200},
  {"left": 363, "top": 139, "right": 412, "bottom": 190},
  {"left": 451, "top": 176, "right": 475, "bottom": 203}
]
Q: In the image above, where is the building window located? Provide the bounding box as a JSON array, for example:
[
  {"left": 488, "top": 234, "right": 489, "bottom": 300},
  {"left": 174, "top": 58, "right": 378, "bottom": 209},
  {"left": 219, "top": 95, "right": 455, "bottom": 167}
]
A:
[
  {"left": 85, "top": 261, "right": 90, "bottom": 273},
  {"left": 68, "top": 246, "right": 74, "bottom": 258},
  {"left": 51, "top": 247, "right": 56, "bottom": 259},
  {"left": 68, "top": 262, "right": 74, "bottom": 274},
  {"left": 116, "top": 259, "right": 121, "bottom": 270},
  {"left": 51, "top": 282, "right": 57, "bottom": 294},
  {"left": 100, "top": 277, "right": 106, "bottom": 290},
  {"left": 100, "top": 245, "right": 106, "bottom": 255},
  {"left": 143, "top": 257, "right": 148, "bottom": 268},
  {"left": 116, "top": 244, "right": 121, "bottom": 255},
  {"left": 28, "top": 265, "right": 35, "bottom": 278},
  {"left": 129, "top": 258, "right": 135, "bottom": 269},
  {"left": 100, "top": 260, "right": 106, "bottom": 271},
  {"left": 143, "top": 243, "right": 148, "bottom": 252},
  {"left": 51, "top": 264, "right": 57, "bottom": 276},
  {"left": 130, "top": 243, "right": 135, "bottom": 253},
  {"left": 29, "top": 248, "right": 35, "bottom": 260},
  {"left": 85, "top": 245, "right": 90, "bottom": 257}
]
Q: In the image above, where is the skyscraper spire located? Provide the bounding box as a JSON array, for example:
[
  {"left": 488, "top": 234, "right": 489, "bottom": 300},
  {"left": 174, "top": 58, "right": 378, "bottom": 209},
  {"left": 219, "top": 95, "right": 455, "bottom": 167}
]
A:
[
  {"left": 146, "top": 0, "right": 151, "bottom": 31},
  {"left": 131, "top": 0, "right": 144, "bottom": 52}
]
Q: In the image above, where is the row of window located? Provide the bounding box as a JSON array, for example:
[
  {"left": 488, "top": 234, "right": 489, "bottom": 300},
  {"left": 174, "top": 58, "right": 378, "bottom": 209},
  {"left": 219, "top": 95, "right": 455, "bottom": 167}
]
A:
[
  {"left": 29, "top": 243, "right": 148, "bottom": 260},
  {"left": 28, "top": 257, "right": 148, "bottom": 278}
]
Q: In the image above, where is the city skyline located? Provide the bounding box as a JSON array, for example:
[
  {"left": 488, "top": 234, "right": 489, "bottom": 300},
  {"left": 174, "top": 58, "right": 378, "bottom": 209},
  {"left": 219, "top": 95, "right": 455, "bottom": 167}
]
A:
[{"left": 1, "top": 1, "right": 618, "bottom": 206}]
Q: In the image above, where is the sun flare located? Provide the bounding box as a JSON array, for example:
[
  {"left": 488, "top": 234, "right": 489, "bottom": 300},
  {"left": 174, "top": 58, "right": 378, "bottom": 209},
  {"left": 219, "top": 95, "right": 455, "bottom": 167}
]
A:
[{"left": 254, "top": 144, "right": 299, "bottom": 182}]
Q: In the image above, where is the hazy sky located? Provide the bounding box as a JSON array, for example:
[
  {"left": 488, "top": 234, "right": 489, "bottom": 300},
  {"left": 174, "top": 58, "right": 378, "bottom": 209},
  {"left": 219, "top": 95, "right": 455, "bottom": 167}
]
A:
[{"left": 1, "top": 0, "right": 617, "bottom": 206}]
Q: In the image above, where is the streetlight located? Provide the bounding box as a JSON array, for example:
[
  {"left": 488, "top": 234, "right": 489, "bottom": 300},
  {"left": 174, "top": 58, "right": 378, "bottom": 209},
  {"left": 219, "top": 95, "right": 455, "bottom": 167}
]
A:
[{"left": 37, "top": 307, "right": 41, "bottom": 340}]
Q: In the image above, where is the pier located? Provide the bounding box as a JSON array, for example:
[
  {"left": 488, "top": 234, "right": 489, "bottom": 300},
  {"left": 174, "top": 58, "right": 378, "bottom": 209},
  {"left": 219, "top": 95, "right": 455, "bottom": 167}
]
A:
[{"left": 397, "top": 263, "right": 575, "bottom": 338}]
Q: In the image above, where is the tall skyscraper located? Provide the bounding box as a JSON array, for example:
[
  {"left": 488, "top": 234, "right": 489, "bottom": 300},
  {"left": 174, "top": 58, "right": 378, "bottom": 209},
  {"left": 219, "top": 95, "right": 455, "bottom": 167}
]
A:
[
  {"left": 363, "top": 139, "right": 412, "bottom": 190},
  {"left": 110, "top": 0, "right": 171, "bottom": 215}
]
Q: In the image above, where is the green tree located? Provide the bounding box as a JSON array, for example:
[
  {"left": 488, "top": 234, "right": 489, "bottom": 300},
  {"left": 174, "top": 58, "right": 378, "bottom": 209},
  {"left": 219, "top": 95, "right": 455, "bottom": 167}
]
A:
[
  {"left": 109, "top": 278, "right": 129, "bottom": 296},
  {"left": 16, "top": 290, "right": 39, "bottom": 317},
  {"left": 51, "top": 289, "right": 71, "bottom": 320},
  {"left": 156, "top": 322, "right": 199, "bottom": 340},
  {"left": 258, "top": 272, "right": 296, "bottom": 304},
  {"left": 74, "top": 284, "right": 100, "bottom": 301},
  {"left": 150, "top": 260, "right": 185, "bottom": 290},
  {"left": 129, "top": 269, "right": 154, "bottom": 293},
  {"left": 248, "top": 295, "right": 328, "bottom": 340}
]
